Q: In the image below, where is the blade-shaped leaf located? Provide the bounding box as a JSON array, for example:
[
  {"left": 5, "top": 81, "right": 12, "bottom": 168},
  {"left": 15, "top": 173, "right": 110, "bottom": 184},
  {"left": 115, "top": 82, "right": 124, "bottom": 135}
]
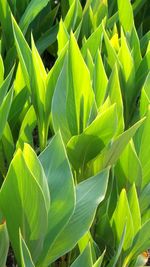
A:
[
  {"left": 0, "top": 88, "right": 13, "bottom": 140},
  {"left": 0, "top": 55, "right": 4, "bottom": 86},
  {"left": 139, "top": 107, "right": 150, "bottom": 188},
  {"left": 0, "top": 65, "right": 14, "bottom": 105},
  {"left": 115, "top": 140, "right": 142, "bottom": 188},
  {"left": 93, "top": 51, "right": 108, "bottom": 108},
  {"left": 22, "top": 144, "right": 50, "bottom": 212},
  {"left": 81, "top": 24, "right": 103, "bottom": 59},
  {"left": 70, "top": 244, "right": 93, "bottom": 267},
  {"left": 19, "top": 230, "right": 35, "bottom": 267},
  {"left": 57, "top": 19, "right": 69, "bottom": 56},
  {"left": 67, "top": 104, "right": 117, "bottom": 170},
  {"left": 0, "top": 0, "right": 13, "bottom": 49},
  {"left": 107, "top": 65, "right": 124, "bottom": 135},
  {"left": 37, "top": 168, "right": 109, "bottom": 266},
  {"left": 0, "top": 222, "right": 9, "bottom": 267},
  {"left": 117, "top": 0, "right": 134, "bottom": 33},
  {"left": 123, "top": 220, "right": 150, "bottom": 266},
  {"left": 128, "top": 184, "right": 141, "bottom": 235},
  {"left": 111, "top": 189, "right": 134, "bottom": 251},
  {"left": 19, "top": 0, "right": 49, "bottom": 34},
  {"left": 93, "top": 250, "right": 105, "bottom": 267},
  {"left": 51, "top": 55, "right": 71, "bottom": 143},
  {"left": 12, "top": 16, "right": 32, "bottom": 90},
  {"left": 0, "top": 149, "right": 48, "bottom": 264},
  {"left": 2, "top": 122, "right": 14, "bottom": 164},
  {"left": 91, "top": 118, "right": 145, "bottom": 172},
  {"left": 64, "top": 0, "right": 82, "bottom": 32},
  {"left": 39, "top": 132, "right": 75, "bottom": 259},
  {"left": 66, "top": 32, "right": 94, "bottom": 135}
]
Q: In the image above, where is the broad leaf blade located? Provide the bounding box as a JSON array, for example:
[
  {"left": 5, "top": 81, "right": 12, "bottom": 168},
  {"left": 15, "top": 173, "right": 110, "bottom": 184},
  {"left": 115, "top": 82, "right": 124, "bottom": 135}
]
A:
[
  {"left": 0, "top": 88, "right": 13, "bottom": 140},
  {"left": 39, "top": 132, "right": 75, "bottom": 259},
  {"left": 19, "top": 230, "right": 35, "bottom": 267},
  {"left": 117, "top": 0, "right": 134, "bottom": 33},
  {"left": 67, "top": 104, "right": 117, "bottom": 170},
  {"left": 67, "top": 32, "right": 94, "bottom": 135},
  {"left": 0, "top": 149, "right": 48, "bottom": 264},
  {"left": 0, "top": 222, "right": 9, "bottom": 267},
  {"left": 37, "top": 168, "right": 109, "bottom": 266},
  {"left": 111, "top": 189, "right": 134, "bottom": 251},
  {"left": 19, "top": 0, "right": 49, "bottom": 34},
  {"left": 71, "top": 244, "right": 93, "bottom": 267}
]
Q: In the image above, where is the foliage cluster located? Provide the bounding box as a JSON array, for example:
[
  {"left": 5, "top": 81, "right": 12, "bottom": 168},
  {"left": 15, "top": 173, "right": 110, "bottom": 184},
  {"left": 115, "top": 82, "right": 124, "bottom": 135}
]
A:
[{"left": 0, "top": 0, "right": 150, "bottom": 266}]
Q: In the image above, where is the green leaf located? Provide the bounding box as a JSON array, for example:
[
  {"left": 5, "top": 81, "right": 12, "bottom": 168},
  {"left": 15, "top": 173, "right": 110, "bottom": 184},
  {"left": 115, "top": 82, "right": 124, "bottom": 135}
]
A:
[
  {"left": 67, "top": 104, "right": 117, "bottom": 170},
  {"left": 9, "top": 88, "right": 29, "bottom": 132},
  {"left": 111, "top": 189, "right": 134, "bottom": 251},
  {"left": 139, "top": 183, "right": 150, "bottom": 214},
  {"left": 0, "top": 88, "right": 13, "bottom": 140},
  {"left": 22, "top": 144, "right": 50, "bottom": 212},
  {"left": 118, "top": 29, "right": 135, "bottom": 115},
  {"left": 19, "top": 0, "right": 49, "bottom": 34},
  {"left": 117, "top": 0, "right": 134, "bottom": 33},
  {"left": 17, "top": 105, "right": 36, "bottom": 149},
  {"left": 39, "top": 132, "right": 75, "bottom": 260},
  {"left": 135, "top": 50, "right": 150, "bottom": 93},
  {"left": 19, "top": 230, "right": 35, "bottom": 267},
  {"left": 94, "top": 0, "right": 108, "bottom": 27},
  {"left": 36, "top": 24, "right": 59, "bottom": 55},
  {"left": 91, "top": 118, "right": 145, "bottom": 171},
  {"left": 123, "top": 220, "right": 150, "bottom": 266},
  {"left": 14, "top": 63, "right": 26, "bottom": 94},
  {"left": 31, "top": 34, "right": 47, "bottom": 91},
  {"left": 0, "top": 65, "right": 14, "bottom": 106},
  {"left": 107, "top": 65, "right": 124, "bottom": 135},
  {"left": 119, "top": 29, "right": 135, "bottom": 84},
  {"left": 66, "top": 32, "right": 94, "bottom": 135},
  {"left": 93, "top": 51, "right": 108, "bottom": 108},
  {"left": 46, "top": 46, "right": 66, "bottom": 125},
  {"left": 142, "top": 72, "right": 150, "bottom": 100},
  {"left": 139, "top": 107, "right": 150, "bottom": 188},
  {"left": 2, "top": 122, "right": 14, "bottom": 164},
  {"left": 128, "top": 184, "right": 141, "bottom": 235},
  {"left": 130, "top": 26, "right": 142, "bottom": 71},
  {"left": 0, "top": 55, "right": 4, "bottom": 86},
  {"left": 71, "top": 244, "right": 93, "bottom": 267},
  {"left": 81, "top": 24, "right": 103, "bottom": 59},
  {"left": 0, "top": 222, "right": 9, "bottom": 267},
  {"left": 12, "top": 16, "right": 32, "bottom": 90},
  {"left": 0, "top": 148, "right": 48, "bottom": 264},
  {"left": 80, "top": 5, "right": 94, "bottom": 39},
  {"left": 51, "top": 55, "right": 71, "bottom": 143},
  {"left": 37, "top": 168, "right": 109, "bottom": 266},
  {"left": 93, "top": 250, "right": 105, "bottom": 267},
  {"left": 140, "top": 31, "right": 150, "bottom": 55},
  {"left": 64, "top": 0, "right": 82, "bottom": 32},
  {"left": 140, "top": 88, "right": 150, "bottom": 117},
  {"left": 115, "top": 140, "right": 142, "bottom": 188},
  {"left": 95, "top": 213, "right": 114, "bottom": 255},
  {"left": 103, "top": 26, "right": 118, "bottom": 68},
  {"left": 0, "top": 0, "right": 13, "bottom": 49},
  {"left": 57, "top": 19, "right": 69, "bottom": 56},
  {"left": 31, "top": 35, "right": 47, "bottom": 149},
  {"left": 85, "top": 50, "right": 94, "bottom": 79},
  {"left": 107, "top": 225, "right": 126, "bottom": 267}
]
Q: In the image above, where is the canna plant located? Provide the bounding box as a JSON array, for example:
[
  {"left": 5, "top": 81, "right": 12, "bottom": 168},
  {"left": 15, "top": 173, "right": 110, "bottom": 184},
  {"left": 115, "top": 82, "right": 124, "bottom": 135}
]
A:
[{"left": 0, "top": 0, "right": 150, "bottom": 267}]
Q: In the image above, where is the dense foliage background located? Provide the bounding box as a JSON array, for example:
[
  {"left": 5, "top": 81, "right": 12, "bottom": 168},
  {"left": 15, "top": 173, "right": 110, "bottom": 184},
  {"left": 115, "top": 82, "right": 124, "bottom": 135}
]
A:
[{"left": 0, "top": 0, "right": 150, "bottom": 266}]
